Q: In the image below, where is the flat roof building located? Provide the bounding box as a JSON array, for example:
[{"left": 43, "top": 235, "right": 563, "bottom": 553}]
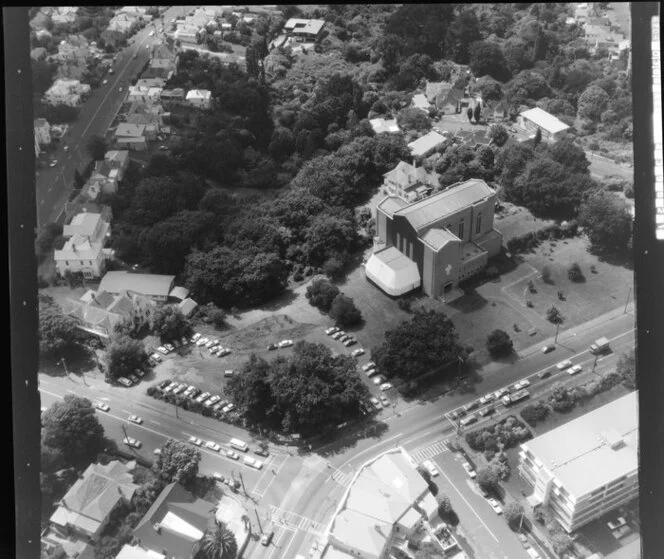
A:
[
  {"left": 99, "top": 271, "right": 175, "bottom": 302},
  {"left": 519, "top": 392, "right": 638, "bottom": 533},
  {"left": 518, "top": 107, "right": 570, "bottom": 143}
]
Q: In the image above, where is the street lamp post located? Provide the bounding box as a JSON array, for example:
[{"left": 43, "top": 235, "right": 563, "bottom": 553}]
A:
[
  {"left": 59, "top": 358, "right": 70, "bottom": 378},
  {"left": 554, "top": 322, "right": 561, "bottom": 343},
  {"left": 254, "top": 507, "right": 263, "bottom": 534}
]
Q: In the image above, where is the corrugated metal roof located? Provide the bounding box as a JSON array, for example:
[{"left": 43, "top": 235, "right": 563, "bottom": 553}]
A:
[{"left": 395, "top": 179, "right": 495, "bottom": 232}]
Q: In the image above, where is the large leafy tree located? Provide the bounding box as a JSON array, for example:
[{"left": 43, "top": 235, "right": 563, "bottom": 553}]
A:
[
  {"left": 303, "top": 213, "right": 358, "bottom": 267},
  {"left": 105, "top": 336, "right": 145, "bottom": 381},
  {"left": 372, "top": 312, "right": 465, "bottom": 380},
  {"left": 39, "top": 294, "right": 81, "bottom": 355},
  {"left": 329, "top": 294, "right": 362, "bottom": 327},
  {"left": 41, "top": 395, "right": 106, "bottom": 469},
  {"left": 268, "top": 342, "right": 370, "bottom": 434},
  {"left": 469, "top": 40, "right": 510, "bottom": 82},
  {"left": 227, "top": 355, "right": 276, "bottom": 424},
  {"left": 192, "top": 519, "right": 238, "bottom": 559},
  {"left": 445, "top": 8, "right": 481, "bottom": 64},
  {"left": 396, "top": 108, "right": 431, "bottom": 131},
  {"left": 86, "top": 135, "right": 107, "bottom": 161},
  {"left": 578, "top": 190, "right": 632, "bottom": 253},
  {"left": 494, "top": 143, "right": 534, "bottom": 188},
  {"left": 385, "top": 4, "right": 454, "bottom": 60},
  {"left": 476, "top": 465, "right": 501, "bottom": 494},
  {"left": 577, "top": 85, "right": 610, "bottom": 121},
  {"left": 306, "top": 277, "right": 341, "bottom": 313},
  {"left": 507, "top": 159, "right": 595, "bottom": 218},
  {"left": 153, "top": 438, "right": 201, "bottom": 485},
  {"left": 547, "top": 138, "right": 590, "bottom": 175},
  {"left": 150, "top": 305, "right": 193, "bottom": 343},
  {"left": 185, "top": 246, "right": 289, "bottom": 308},
  {"left": 486, "top": 329, "right": 514, "bottom": 358}
]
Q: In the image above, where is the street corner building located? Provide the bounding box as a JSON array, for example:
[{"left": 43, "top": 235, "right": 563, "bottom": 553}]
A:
[
  {"left": 366, "top": 179, "right": 502, "bottom": 301},
  {"left": 518, "top": 392, "right": 638, "bottom": 533}
]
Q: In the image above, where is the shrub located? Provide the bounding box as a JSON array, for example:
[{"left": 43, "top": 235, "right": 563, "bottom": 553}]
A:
[
  {"left": 506, "top": 222, "right": 578, "bottom": 254},
  {"left": 486, "top": 329, "right": 514, "bottom": 358},
  {"left": 504, "top": 502, "right": 525, "bottom": 530},
  {"left": 437, "top": 495, "right": 454, "bottom": 517},
  {"left": 209, "top": 308, "right": 227, "bottom": 328},
  {"left": 329, "top": 294, "right": 362, "bottom": 327},
  {"left": 567, "top": 262, "right": 585, "bottom": 282},
  {"left": 521, "top": 401, "right": 550, "bottom": 426},
  {"left": 541, "top": 265, "right": 552, "bottom": 284},
  {"left": 476, "top": 465, "right": 501, "bottom": 494},
  {"left": 305, "top": 277, "right": 340, "bottom": 313},
  {"left": 624, "top": 186, "right": 634, "bottom": 198}
]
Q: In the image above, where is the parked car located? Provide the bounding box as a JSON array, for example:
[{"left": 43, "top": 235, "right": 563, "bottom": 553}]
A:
[
  {"left": 556, "top": 360, "right": 573, "bottom": 370},
  {"left": 267, "top": 343, "right": 278, "bottom": 350},
  {"left": 370, "top": 397, "right": 382, "bottom": 410},
  {"left": 422, "top": 459, "right": 439, "bottom": 477},
  {"left": 226, "top": 450, "right": 239, "bottom": 460},
  {"left": 222, "top": 403, "right": 235, "bottom": 413},
  {"left": 514, "top": 379, "right": 531, "bottom": 390},
  {"left": 195, "top": 392, "right": 211, "bottom": 404},
  {"left": 204, "top": 340, "right": 215, "bottom": 348},
  {"left": 479, "top": 406, "right": 494, "bottom": 417},
  {"left": 244, "top": 456, "right": 263, "bottom": 469},
  {"left": 487, "top": 498, "right": 503, "bottom": 514},
  {"left": 539, "top": 370, "right": 552, "bottom": 379},
  {"left": 123, "top": 437, "right": 142, "bottom": 449},
  {"left": 343, "top": 338, "right": 357, "bottom": 347},
  {"left": 128, "top": 374, "right": 140, "bottom": 384},
  {"left": 325, "top": 327, "right": 339, "bottom": 335},
  {"left": 278, "top": 339, "right": 293, "bottom": 348},
  {"left": 254, "top": 447, "right": 269, "bottom": 457},
  {"left": 462, "top": 462, "right": 476, "bottom": 478},
  {"left": 157, "top": 346, "right": 169, "bottom": 355},
  {"left": 372, "top": 375, "right": 385, "bottom": 385},
  {"left": 134, "top": 368, "right": 145, "bottom": 378},
  {"left": 148, "top": 356, "right": 158, "bottom": 367},
  {"left": 187, "top": 388, "right": 201, "bottom": 400},
  {"left": 158, "top": 380, "right": 171, "bottom": 390},
  {"left": 218, "top": 348, "right": 231, "bottom": 357},
  {"left": 541, "top": 345, "right": 555, "bottom": 354},
  {"left": 205, "top": 395, "right": 221, "bottom": 407},
  {"left": 191, "top": 333, "right": 201, "bottom": 343},
  {"left": 380, "top": 395, "right": 390, "bottom": 407},
  {"left": 172, "top": 383, "right": 186, "bottom": 395},
  {"left": 463, "top": 401, "right": 478, "bottom": 412},
  {"left": 213, "top": 472, "right": 225, "bottom": 483},
  {"left": 205, "top": 441, "right": 221, "bottom": 452},
  {"left": 338, "top": 334, "right": 350, "bottom": 343},
  {"left": 362, "top": 361, "right": 377, "bottom": 372},
  {"left": 181, "top": 336, "right": 189, "bottom": 345},
  {"left": 380, "top": 382, "right": 393, "bottom": 391},
  {"left": 117, "top": 377, "right": 133, "bottom": 387},
  {"left": 332, "top": 331, "right": 346, "bottom": 340},
  {"left": 568, "top": 364, "right": 583, "bottom": 375},
  {"left": 95, "top": 402, "right": 110, "bottom": 412},
  {"left": 479, "top": 394, "right": 494, "bottom": 405},
  {"left": 196, "top": 337, "right": 209, "bottom": 346},
  {"left": 351, "top": 348, "right": 365, "bottom": 357},
  {"left": 50, "top": 160, "right": 58, "bottom": 167},
  {"left": 150, "top": 352, "right": 162, "bottom": 362},
  {"left": 365, "top": 368, "right": 380, "bottom": 377},
  {"left": 164, "top": 343, "right": 175, "bottom": 352}
]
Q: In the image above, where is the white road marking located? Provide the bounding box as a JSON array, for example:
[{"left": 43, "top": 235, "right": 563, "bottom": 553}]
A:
[{"left": 335, "top": 431, "right": 403, "bottom": 471}]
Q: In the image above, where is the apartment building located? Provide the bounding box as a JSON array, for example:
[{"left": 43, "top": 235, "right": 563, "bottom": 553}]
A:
[{"left": 519, "top": 392, "right": 638, "bottom": 533}]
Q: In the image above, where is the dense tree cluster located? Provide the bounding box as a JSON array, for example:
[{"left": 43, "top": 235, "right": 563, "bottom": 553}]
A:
[
  {"left": 372, "top": 311, "right": 466, "bottom": 381},
  {"left": 150, "top": 306, "right": 193, "bottom": 343},
  {"left": 39, "top": 294, "right": 81, "bottom": 355},
  {"left": 578, "top": 189, "right": 632, "bottom": 254},
  {"left": 153, "top": 439, "right": 201, "bottom": 485},
  {"left": 105, "top": 336, "right": 145, "bottom": 381},
  {"left": 227, "top": 342, "right": 370, "bottom": 435},
  {"left": 486, "top": 329, "right": 514, "bottom": 358}
]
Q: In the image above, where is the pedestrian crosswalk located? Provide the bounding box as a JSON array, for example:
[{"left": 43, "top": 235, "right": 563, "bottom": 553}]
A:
[
  {"left": 409, "top": 439, "right": 449, "bottom": 464},
  {"left": 330, "top": 469, "right": 353, "bottom": 487},
  {"left": 268, "top": 505, "right": 325, "bottom": 536}
]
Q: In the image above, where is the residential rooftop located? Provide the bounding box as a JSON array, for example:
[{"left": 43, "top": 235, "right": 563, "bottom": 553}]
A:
[{"left": 520, "top": 107, "right": 570, "bottom": 135}]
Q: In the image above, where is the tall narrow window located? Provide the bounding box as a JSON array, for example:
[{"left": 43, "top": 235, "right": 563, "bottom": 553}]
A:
[
  {"left": 476, "top": 212, "right": 482, "bottom": 234},
  {"left": 459, "top": 218, "right": 464, "bottom": 239}
]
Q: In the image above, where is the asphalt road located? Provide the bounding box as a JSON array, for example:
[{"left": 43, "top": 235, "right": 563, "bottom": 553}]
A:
[
  {"left": 35, "top": 7, "right": 183, "bottom": 227},
  {"left": 38, "top": 306, "right": 634, "bottom": 558}
]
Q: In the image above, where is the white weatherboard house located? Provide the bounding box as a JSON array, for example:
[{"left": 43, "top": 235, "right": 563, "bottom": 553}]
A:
[
  {"left": 54, "top": 212, "right": 111, "bottom": 279},
  {"left": 519, "top": 391, "right": 638, "bottom": 533},
  {"left": 186, "top": 89, "right": 212, "bottom": 109},
  {"left": 518, "top": 107, "right": 570, "bottom": 143}
]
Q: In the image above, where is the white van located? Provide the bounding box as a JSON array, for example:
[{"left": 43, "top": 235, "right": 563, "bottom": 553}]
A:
[{"left": 229, "top": 438, "right": 248, "bottom": 452}]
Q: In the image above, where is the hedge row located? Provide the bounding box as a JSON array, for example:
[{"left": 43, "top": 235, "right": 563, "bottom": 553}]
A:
[
  {"left": 465, "top": 415, "right": 531, "bottom": 452},
  {"left": 506, "top": 221, "right": 579, "bottom": 254},
  {"left": 549, "top": 371, "right": 622, "bottom": 413}
]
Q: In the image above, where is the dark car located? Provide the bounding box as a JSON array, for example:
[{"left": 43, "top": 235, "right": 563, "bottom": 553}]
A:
[
  {"left": 539, "top": 370, "right": 552, "bottom": 379},
  {"left": 267, "top": 343, "right": 278, "bottom": 351},
  {"left": 261, "top": 530, "right": 274, "bottom": 546},
  {"left": 134, "top": 368, "right": 146, "bottom": 378},
  {"left": 158, "top": 379, "right": 171, "bottom": 389},
  {"left": 254, "top": 447, "right": 269, "bottom": 457}
]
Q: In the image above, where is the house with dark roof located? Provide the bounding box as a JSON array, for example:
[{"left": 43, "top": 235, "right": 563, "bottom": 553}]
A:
[
  {"left": 44, "top": 460, "right": 137, "bottom": 546},
  {"left": 367, "top": 179, "right": 502, "bottom": 299},
  {"left": 132, "top": 483, "right": 213, "bottom": 559}
]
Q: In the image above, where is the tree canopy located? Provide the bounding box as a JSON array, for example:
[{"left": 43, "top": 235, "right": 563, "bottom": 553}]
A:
[
  {"left": 106, "top": 336, "right": 145, "bottom": 381},
  {"left": 153, "top": 438, "right": 201, "bottom": 485},
  {"left": 39, "top": 294, "right": 81, "bottom": 355},
  {"left": 228, "top": 342, "right": 370, "bottom": 435},
  {"left": 486, "top": 329, "right": 514, "bottom": 358},
  {"left": 150, "top": 305, "right": 193, "bottom": 343},
  {"left": 86, "top": 135, "right": 107, "bottom": 161},
  {"left": 305, "top": 277, "right": 341, "bottom": 313},
  {"left": 372, "top": 311, "right": 465, "bottom": 381},
  {"left": 41, "top": 395, "right": 106, "bottom": 469},
  {"left": 578, "top": 189, "right": 632, "bottom": 253},
  {"left": 329, "top": 294, "right": 362, "bottom": 327}
]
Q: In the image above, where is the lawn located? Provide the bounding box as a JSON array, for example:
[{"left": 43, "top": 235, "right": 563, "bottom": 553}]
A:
[{"left": 503, "top": 236, "right": 633, "bottom": 330}]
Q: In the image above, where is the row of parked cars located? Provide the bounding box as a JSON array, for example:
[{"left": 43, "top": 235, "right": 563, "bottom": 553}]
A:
[
  {"left": 157, "top": 380, "right": 236, "bottom": 414},
  {"left": 325, "top": 326, "right": 358, "bottom": 347},
  {"left": 267, "top": 339, "right": 293, "bottom": 350},
  {"left": 449, "top": 378, "right": 534, "bottom": 425},
  {"left": 360, "top": 361, "right": 394, "bottom": 392},
  {"left": 191, "top": 333, "right": 233, "bottom": 357},
  {"left": 116, "top": 367, "right": 146, "bottom": 387}
]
